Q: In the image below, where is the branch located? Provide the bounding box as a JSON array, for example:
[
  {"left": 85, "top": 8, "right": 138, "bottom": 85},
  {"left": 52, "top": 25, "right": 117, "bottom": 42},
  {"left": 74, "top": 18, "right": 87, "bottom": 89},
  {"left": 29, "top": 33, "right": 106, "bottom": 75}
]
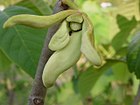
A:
[
  {"left": 28, "top": 0, "right": 70, "bottom": 105},
  {"left": 133, "top": 82, "right": 140, "bottom": 105}
]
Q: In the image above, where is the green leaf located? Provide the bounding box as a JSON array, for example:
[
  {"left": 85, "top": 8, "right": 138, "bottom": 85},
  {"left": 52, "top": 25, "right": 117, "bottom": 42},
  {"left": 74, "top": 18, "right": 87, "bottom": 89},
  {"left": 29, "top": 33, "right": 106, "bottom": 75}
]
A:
[
  {"left": 0, "top": 6, "right": 47, "bottom": 77},
  {"left": 91, "top": 62, "right": 130, "bottom": 97},
  {"left": 112, "top": 62, "right": 131, "bottom": 82},
  {"left": 112, "top": 15, "right": 137, "bottom": 51},
  {"left": 0, "top": 49, "right": 11, "bottom": 70},
  {"left": 115, "top": 46, "right": 127, "bottom": 57},
  {"left": 77, "top": 59, "right": 124, "bottom": 97},
  {"left": 16, "top": 0, "right": 52, "bottom": 15},
  {"left": 127, "top": 31, "right": 140, "bottom": 79},
  {"left": 91, "top": 69, "right": 114, "bottom": 97}
]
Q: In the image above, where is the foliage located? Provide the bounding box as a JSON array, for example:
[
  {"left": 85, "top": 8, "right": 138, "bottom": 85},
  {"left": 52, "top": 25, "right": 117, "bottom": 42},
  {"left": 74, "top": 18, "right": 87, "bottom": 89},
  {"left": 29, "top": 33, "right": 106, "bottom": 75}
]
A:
[
  {"left": 0, "top": 0, "right": 140, "bottom": 105},
  {"left": 0, "top": 6, "right": 47, "bottom": 77},
  {"left": 127, "top": 31, "right": 140, "bottom": 79}
]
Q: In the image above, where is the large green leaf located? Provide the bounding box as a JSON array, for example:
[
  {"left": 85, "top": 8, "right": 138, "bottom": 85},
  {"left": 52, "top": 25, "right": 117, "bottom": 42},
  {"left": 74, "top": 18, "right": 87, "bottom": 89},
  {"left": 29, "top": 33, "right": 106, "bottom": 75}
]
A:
[
  {"left": 77, "top": 59, "right": 124, "bottom": 97},
  {"left": 91, "top": 62, "right": 130, "bottom": 97},
  {"left": 91, "top": 68, "right": 114, "bottom": 97},
  {"left": 16, "top": 0, "right": 52, "bottom": 15},
  {"left": 0, "top": 49, "right": 11, "bottom": 70},
  {"left": 112, "top": 15, "right": 137, "bottom": 51},
  {"left": 112, "top": 62, "right": 131, "bottom": 82},
  {"left": 127, "top": 31, "right": 140, "bottom": 79},
  {"left": 0, "top": 6, "right": 47, "bottom": 77}
]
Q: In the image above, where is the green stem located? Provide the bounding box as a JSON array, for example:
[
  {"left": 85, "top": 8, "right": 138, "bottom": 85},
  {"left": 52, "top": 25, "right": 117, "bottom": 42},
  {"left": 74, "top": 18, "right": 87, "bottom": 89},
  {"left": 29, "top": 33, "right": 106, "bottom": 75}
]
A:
[{"left": 133, "top": 81, "right": 140, "bottom": 105}]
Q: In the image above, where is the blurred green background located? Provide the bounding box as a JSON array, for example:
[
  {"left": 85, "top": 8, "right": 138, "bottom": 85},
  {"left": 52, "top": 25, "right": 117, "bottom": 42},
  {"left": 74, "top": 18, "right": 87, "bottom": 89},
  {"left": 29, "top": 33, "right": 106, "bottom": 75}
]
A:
[{"left": 0, "top": 0, "right": 140, "bottom": 105}]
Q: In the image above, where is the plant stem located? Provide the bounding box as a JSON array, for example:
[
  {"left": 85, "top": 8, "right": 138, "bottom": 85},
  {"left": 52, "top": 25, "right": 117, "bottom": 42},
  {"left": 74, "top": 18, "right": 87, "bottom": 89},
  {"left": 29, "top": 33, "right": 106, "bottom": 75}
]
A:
[
  {"left": 133, "top": 82, "right": 140, "bottom": 105},
  {"left": 28, "top": 0, "right": 70, "bottom": 105}
]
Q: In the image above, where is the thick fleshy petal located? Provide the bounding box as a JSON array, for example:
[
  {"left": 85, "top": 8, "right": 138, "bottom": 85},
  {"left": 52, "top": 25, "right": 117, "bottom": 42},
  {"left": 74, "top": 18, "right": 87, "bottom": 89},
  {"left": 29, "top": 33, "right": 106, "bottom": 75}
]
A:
[
  {"left": 3, "top": 10, "right": 78, "bottom": 28},
  {"left": 42, "top": 31, "right": 82, "bottom": 88},
  {"left": 81, "top": 14, "right": 102, "bottom": 66},
  {"left": 49, "top": 20, "right": 70, "bottom": 51},
  {"left": 66, "top": 12, "right": 83, "bottom": 23}
]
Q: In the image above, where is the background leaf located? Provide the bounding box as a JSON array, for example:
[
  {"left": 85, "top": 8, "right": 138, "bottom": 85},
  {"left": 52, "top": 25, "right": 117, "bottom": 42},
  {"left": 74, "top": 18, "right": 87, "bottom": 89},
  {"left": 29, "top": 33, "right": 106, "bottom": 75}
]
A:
[
  {"left": 112, "top": 62, "right": 131, "bottom": 82},
  {"left": 0, "top": 6, "right": 47, "bottom": 77},
  {"left": 77, "top": 59, "right": 124, "bottom": 97},
  {"left": 127, "top": 31, "right": 140, "bottom": 79},
  {"left": 0, "top": 49, "right": 11, "bottom": 70},
  {"left": 112, "top": 15, "right": 137, "bottom": 51},
  {"left": 16, "top": 0, "right": 52, "bottom": 15}
]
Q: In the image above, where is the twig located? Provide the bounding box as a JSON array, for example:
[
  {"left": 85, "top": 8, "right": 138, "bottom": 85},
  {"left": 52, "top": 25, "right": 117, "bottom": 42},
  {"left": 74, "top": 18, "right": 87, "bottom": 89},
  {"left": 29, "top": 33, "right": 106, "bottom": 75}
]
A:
[
  {"left": 7, "top": 80, "right": 15, "bottom": 105},
  {"left": 28, "top": 0, "right": 70, "bottom": 105},
  {"left": 133, "top": 82, "right": 140, "bottom": 105}
]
